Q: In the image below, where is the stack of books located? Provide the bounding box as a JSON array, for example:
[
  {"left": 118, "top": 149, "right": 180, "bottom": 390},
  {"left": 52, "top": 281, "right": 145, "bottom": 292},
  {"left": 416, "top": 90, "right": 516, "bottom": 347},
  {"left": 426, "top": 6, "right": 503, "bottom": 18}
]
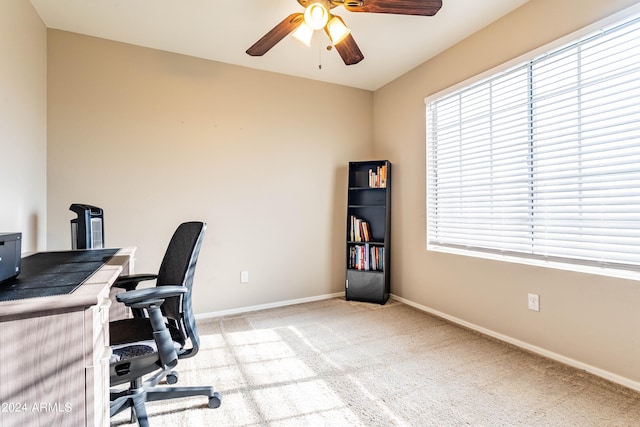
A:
[
  {"left": 348, "top": 244, "right": 384, "bottom": 271},
  {"left": 349, "top": 215, "right": 371, "bottom": 242},
  {"left": 368, "top": 165, "right": 387, "bottom": 188}
]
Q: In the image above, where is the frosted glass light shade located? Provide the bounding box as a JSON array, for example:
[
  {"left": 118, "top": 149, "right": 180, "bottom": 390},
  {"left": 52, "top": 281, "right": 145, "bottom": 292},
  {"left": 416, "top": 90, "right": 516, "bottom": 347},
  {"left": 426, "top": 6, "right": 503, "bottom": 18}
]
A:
[
  {"left": 327, "top": 16, "right": 350, "bottom": 44},
  {"left": 292, "top": 22, "right": 314, "bottom": 47}
]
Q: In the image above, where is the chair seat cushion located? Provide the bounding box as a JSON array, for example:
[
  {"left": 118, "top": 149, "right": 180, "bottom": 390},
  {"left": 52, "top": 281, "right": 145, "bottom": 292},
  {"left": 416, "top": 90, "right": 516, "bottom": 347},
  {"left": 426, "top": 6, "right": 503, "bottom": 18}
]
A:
[
  {"left": 110, "top": 342, "right": 156, "bottom": 364},
  {"left": 109, "top": 317, "right": 185, "bottom": 367},
  {"left": 110, "top": 317, "right": 186, "bottom": 347},
  {"left": 109, "top": 336, "right": 181, "bottom": 384},
  {"left": 110, "top": 340, "right": 164, "bottom": 386}
]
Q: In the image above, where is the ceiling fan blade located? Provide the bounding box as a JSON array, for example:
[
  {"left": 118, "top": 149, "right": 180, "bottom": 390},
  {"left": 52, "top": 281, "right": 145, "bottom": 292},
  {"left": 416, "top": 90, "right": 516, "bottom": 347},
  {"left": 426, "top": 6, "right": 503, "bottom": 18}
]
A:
[
  {"left": 344, "top": 0, "right": 442, "bottom": 16},
  {"left": 331, "top": 32, "right": 364, "bottom": 65},
  {"left": 246, "top": 13, "right": 304, "bottom": 56}
]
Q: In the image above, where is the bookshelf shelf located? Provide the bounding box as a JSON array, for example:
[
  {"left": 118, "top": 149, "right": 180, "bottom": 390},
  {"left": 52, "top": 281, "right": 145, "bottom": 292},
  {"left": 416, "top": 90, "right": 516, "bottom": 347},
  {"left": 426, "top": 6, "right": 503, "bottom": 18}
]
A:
[{"left": 345, "top": 160, "right": 391, "bottom": 304}]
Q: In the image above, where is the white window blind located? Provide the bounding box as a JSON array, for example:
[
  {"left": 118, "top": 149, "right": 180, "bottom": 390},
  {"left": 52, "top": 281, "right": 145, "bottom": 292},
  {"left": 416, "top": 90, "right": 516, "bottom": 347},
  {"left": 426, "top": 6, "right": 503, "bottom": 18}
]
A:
[{"left": 426, "top": 12, "right": 640, "bottom": 275}]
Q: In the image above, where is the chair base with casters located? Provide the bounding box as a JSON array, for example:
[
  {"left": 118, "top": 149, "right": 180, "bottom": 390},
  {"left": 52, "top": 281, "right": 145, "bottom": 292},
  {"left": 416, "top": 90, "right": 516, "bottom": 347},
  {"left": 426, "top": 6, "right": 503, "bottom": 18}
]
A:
[{"left": 110, "top": 378, "right": 221, "bottom": 425}]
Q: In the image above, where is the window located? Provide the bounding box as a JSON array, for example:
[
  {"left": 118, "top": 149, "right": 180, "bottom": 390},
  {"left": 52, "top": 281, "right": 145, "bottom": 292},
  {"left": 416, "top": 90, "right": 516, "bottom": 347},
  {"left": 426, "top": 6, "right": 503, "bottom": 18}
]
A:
[{"left": 426, "top": 9, "right": 640, "bottom": 278}]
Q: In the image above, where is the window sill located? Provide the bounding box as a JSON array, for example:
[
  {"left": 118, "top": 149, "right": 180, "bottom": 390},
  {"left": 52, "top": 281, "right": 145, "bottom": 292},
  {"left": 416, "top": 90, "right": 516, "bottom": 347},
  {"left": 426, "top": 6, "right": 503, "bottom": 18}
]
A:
[{"left": 427, "top": 244, "right": 640, "bottom": 282}]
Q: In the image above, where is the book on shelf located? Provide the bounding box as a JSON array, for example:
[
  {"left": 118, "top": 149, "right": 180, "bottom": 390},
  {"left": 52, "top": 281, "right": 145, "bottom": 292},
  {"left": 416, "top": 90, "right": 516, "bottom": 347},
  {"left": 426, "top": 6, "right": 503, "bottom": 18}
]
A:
[
  {"left": 368, "top": 164, "right": 387, "bottom": 188},
  {"left": 350, "top": 215, "right": 372, "bottom": 242},
  {"left": 348, "top": 244, "right": 384, "bottom": 271}
]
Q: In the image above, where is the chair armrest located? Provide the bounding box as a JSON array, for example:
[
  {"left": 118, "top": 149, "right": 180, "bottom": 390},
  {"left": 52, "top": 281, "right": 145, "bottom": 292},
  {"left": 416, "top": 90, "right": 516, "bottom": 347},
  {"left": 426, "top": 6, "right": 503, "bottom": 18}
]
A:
[
  {"left": 112, "top": 273, "right": 159, "bottom": 291},
  {"left": 116, "top": 286, "right": 187, "bottom": 307}
]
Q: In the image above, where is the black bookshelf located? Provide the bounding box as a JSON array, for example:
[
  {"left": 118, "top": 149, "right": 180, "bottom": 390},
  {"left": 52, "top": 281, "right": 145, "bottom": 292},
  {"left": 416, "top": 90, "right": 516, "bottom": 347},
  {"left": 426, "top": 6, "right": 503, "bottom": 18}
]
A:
[{"left": 345, "top": 160, "right": 391, "bottom": 304}]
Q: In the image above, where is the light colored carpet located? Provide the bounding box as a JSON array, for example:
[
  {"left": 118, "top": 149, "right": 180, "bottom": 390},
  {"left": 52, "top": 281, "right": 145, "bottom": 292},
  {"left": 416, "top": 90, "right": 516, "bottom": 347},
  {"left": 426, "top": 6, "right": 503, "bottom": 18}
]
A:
[{"left": 112, "top": 298, "right": 640, "bottom": 426}]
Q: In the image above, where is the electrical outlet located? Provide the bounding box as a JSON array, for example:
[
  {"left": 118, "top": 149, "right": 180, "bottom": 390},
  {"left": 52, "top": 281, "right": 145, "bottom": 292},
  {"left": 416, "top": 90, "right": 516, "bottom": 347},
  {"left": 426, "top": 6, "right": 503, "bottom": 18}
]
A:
[
  {"left": 528, "top": 293, "right": 540, "bottom": 312},
  {"left": 240, "top": 271, "right": 249, "bottom": 283}
]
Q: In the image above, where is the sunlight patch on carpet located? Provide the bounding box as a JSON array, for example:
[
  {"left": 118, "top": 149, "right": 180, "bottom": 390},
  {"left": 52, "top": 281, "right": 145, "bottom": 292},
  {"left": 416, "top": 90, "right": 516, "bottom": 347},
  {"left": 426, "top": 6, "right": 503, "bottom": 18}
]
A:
[{"left": 251, "top": 379, "right": 358, "bottom": 424}]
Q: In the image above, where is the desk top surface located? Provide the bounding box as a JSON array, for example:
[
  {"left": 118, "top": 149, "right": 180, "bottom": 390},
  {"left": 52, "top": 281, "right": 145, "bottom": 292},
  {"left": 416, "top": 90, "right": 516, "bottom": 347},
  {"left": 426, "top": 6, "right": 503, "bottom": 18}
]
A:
[
  {"left": 0, "top": 247, "right": 134, "bottom": 320},
  {"left": 0, "top": 248, "right": 120, "bottom": 302}
]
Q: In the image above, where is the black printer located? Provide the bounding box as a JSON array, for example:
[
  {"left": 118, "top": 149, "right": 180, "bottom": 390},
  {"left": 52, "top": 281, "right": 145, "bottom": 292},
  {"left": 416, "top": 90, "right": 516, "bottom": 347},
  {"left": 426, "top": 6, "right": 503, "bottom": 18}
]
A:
[{"left": 0, "top": 232, "right": 21, "bottom": 283}]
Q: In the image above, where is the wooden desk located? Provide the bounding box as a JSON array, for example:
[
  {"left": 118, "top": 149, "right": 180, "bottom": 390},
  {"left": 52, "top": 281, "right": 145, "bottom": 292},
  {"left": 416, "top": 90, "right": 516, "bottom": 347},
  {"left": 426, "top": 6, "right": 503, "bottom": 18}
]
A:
[{"left": 0, "top": 247, "right": 135, "bottom": 427}]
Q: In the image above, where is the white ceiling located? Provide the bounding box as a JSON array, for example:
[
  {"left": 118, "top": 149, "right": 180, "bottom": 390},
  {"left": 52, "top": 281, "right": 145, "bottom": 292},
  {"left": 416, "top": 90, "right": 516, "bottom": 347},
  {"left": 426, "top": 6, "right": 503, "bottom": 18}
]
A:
[{"left": 30, "top": 0, "right": 529, "bottom": 91}]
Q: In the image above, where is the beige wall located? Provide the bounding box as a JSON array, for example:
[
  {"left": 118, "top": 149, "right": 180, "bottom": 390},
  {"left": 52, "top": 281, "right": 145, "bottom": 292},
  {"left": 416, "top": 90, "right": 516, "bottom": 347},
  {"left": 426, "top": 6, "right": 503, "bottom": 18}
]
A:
[
  {"left": 0, "top": 0, "right": 47, "bottom": 253},
  {"left": 46, "top": 30, "right": 373, "bottom": 313},
  {"left": 373, "top": 0, "right": 640, "bottom": 388}
]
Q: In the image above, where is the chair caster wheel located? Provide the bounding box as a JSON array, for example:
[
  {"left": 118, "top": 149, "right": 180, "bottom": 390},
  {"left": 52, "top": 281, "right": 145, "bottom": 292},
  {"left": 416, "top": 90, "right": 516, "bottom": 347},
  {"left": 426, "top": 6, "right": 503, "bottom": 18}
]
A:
[
  {"left": 166, "top": 372, "right": 179, "bottom": 384},
  {"left": 208, "top": 392, "right": 221, "bottom": 409}
]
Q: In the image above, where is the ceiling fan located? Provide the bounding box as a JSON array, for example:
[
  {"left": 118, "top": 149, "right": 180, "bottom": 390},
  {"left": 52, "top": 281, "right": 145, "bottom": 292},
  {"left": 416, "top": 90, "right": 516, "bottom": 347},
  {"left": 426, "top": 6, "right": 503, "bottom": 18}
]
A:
[{"left": 246, "top": 0, "right": 443, "bottom": 66}]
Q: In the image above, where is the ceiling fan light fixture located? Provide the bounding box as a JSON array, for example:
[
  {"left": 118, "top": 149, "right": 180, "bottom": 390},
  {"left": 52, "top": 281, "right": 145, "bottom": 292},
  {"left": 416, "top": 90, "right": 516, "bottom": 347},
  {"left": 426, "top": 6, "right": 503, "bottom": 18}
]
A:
[
  {"left": 291, "top": 21, "right": 314, "bottom": 47},
  {"left": 327, "top": 15, "right": 350, "bottom": 45},
  {"left": 304, "top": 2, "right": 329, "bottom": 30}
]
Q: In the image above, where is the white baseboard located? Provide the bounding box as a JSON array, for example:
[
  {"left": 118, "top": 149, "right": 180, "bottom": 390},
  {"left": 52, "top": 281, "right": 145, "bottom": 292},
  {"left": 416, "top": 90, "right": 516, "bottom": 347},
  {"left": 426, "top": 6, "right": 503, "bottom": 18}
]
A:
[
  {"left": 195, "top": 292, "right": 344, "bottom": 320},
  {"left": 390, "top": 294, "right": 640, "bottom": 394}
]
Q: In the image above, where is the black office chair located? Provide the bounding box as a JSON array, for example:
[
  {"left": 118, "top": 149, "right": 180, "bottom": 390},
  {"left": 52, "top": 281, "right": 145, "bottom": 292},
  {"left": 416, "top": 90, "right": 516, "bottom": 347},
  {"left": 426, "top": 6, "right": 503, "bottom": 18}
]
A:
[{"left": 109, "top": 221, "right": 220, "bottom": 426}]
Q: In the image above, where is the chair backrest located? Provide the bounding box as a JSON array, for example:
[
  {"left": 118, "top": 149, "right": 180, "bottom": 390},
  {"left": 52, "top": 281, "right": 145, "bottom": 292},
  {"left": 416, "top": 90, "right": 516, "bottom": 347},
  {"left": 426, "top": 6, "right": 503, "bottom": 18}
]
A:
[{"left": 156, "top": 221, "right": 206, "bottom": 356}]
